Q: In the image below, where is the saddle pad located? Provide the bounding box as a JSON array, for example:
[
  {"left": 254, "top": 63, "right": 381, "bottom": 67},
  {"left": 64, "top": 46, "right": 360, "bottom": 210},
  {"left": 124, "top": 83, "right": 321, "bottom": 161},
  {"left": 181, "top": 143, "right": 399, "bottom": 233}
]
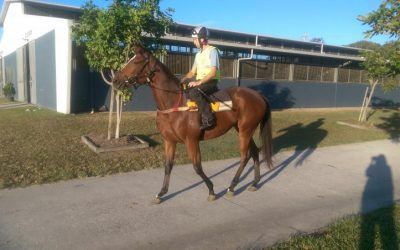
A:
[{"left": 187, "top": 100, "right": 233, "bottom": 112}]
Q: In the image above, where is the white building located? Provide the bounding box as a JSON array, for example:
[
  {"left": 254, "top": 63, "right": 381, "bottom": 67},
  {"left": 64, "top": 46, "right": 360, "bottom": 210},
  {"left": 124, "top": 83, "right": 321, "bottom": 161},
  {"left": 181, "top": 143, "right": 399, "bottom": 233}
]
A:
[{"left": 0, "top": 0, "right": 82, "bottom": 113}]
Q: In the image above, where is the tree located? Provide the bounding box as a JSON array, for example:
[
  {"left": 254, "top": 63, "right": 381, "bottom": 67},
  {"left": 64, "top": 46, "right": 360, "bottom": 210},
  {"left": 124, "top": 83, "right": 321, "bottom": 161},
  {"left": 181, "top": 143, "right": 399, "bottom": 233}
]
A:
[
  {"left": 358, "top": 0, "right": 400, "bottom": 39},
  {"left": 72, "top": 0, "right": 173, "bottom": 139},
  {"left": 348, "top": 40, "right": 381, "bottom": 50},
  {"left": 359, "top": 41, "right": 400, "bottom": 122},
  {"left": 358, "top": 0, "right": 400, "bottom": 122}
]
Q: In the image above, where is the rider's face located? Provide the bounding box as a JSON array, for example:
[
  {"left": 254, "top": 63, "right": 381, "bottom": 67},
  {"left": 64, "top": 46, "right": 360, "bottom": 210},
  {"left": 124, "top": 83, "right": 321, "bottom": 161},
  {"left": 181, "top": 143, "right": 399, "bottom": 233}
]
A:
[{"left": 193, "top": 38, "right": 200, "bottom": 48}]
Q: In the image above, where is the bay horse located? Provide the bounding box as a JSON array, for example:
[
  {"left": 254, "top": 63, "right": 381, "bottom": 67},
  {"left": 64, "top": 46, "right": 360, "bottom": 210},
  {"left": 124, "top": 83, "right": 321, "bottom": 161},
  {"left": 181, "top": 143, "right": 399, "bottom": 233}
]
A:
[{"left": 114, "top": 45, "right": 273, "bottom": 204}]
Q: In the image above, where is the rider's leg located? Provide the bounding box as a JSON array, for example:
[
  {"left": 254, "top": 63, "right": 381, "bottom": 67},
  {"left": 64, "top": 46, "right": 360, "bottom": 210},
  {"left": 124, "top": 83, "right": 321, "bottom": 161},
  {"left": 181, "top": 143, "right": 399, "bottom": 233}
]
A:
[
  {"left": 188, "top": 85, "right": 215, "bottom": 130},
  {"left": 195, "top": 81, "right": 218, "bottom": 130}
]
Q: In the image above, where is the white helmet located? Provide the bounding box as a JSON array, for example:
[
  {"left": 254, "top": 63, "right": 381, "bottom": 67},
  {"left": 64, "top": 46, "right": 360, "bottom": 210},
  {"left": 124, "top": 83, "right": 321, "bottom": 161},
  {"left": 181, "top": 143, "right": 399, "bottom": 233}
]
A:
[{"left": 191, "top": 26, "right": 210, "bottom": 39}]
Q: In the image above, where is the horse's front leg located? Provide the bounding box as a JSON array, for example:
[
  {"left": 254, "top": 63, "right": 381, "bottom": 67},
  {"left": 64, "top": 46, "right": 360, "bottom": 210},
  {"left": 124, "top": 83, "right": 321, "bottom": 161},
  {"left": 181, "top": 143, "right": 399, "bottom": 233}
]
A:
[
  {"left": 152, "top": 140, "right": 176, "bottom": 204},
  {"left": 186, "top": 139, "right": 216, "bottom": 201}
]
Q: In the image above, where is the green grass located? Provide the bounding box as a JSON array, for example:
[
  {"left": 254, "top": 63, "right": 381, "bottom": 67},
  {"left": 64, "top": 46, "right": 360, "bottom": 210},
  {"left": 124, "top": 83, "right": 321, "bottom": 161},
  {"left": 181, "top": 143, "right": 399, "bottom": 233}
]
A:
[
  {"left": 0, "top": 97, "right": 14, "bottom": 104},
  {"left": 269, "top": 204, "right": 400, "bottom": 249},
  {"left": 0, "top": 107, "right": 399, "bottom": 189}
]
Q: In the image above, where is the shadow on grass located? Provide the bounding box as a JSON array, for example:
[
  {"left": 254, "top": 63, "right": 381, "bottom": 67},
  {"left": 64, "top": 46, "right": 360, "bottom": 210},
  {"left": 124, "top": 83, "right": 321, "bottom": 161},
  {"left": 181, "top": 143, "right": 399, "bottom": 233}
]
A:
[
  {"left": 273, "top": 118, "right": 327, "bottom": 165},
  {"left": 359, "top": 154, "right": 398, "bottom": 249},
  {"left": 376, "top": 112, "right": 400, "bottom": 142},
  {"left": 136, "top": 133, "right": 161, "bottom": 147}
]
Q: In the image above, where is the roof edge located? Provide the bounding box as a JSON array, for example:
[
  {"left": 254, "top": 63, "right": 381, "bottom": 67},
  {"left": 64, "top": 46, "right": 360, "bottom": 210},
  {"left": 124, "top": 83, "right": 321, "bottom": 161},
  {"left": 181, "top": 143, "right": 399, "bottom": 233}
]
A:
[{"left": 0, "top": 0, "right": 82, "bottom": 27}]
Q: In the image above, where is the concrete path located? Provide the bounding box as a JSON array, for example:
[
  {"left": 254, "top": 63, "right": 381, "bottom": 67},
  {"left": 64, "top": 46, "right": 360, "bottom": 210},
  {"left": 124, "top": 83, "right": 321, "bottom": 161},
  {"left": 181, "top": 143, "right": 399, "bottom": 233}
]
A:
[
  {"left": 0, "top": 102, "right": 30, "bottom": 110},
  {"left": 0, "top": 140, "right": 399, "bottom": 249}
]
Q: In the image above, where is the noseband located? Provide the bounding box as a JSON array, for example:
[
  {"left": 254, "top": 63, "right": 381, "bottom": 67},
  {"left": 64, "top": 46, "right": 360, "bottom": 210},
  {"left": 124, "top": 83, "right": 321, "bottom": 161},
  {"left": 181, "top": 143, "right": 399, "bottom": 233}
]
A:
[
  {"left": 117, "top": 55, "right": 182, "bottom": 96},
  {"left": 122, "top": 57, "right": 157, "bottom": 89}
]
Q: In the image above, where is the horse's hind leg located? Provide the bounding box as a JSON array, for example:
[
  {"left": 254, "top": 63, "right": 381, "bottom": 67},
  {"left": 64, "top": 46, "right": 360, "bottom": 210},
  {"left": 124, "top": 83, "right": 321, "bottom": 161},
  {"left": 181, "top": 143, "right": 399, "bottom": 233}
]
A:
[
  {"left": 186, "top": 140, "right": 216, "bottom": 201},
  {"left": 153, "top": 140, "right": 176, "bottom": 204},
  {"left": 227, "top": 130, "right": 252, "bottom": 198},
  {"left": 248, "top": 139, "right": 260, "bottom": 192}
]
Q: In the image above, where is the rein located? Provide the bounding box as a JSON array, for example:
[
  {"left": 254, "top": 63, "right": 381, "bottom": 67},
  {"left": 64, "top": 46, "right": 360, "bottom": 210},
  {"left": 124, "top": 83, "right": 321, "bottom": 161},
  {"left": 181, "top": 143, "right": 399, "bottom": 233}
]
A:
[{"left": 123, "top": 57, "right": 185, "bottom": 113}]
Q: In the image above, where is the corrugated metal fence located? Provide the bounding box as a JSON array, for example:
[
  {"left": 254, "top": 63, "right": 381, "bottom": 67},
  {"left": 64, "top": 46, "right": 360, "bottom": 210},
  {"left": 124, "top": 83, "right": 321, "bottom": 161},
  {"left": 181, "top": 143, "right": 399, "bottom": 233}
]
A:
[{"left": 164, "top": 53, "right": 371, "bottom": 84}]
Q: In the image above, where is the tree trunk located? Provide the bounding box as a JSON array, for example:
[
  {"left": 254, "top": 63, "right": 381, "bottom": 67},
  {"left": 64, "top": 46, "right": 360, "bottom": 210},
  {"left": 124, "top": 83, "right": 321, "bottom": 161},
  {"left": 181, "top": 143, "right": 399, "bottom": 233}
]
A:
[
  {"left": 359, "top": 79, "right": 379, "bottom": 122},
  {"left": 107, "top": 87, "right": 115, "bottom": 140},
  {"left": 358, "top": 87, "right": 369, "bottom": 122},
  {"left": 115, "top": 91, "right": 123, "bottom": 139}
]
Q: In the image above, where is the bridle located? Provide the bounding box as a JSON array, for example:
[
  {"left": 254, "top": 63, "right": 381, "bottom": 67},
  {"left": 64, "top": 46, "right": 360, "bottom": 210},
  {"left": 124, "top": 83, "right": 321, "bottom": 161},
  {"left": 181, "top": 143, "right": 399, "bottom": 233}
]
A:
[
  {"left": 120, "top": 55, "right": 183, "bottom": 94},
  {"left": 120, "top": 56, "right": 157, "bottom": 90},
  {"left": 117, "top": 54, "right": 185, "bottom": 111}
]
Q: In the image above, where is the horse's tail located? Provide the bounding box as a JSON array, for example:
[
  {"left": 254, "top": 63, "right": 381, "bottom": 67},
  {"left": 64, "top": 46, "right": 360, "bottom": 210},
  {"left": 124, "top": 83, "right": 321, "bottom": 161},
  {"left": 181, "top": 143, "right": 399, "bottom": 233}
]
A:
[{"left": 259, "top": 97, "right": 273, "bottom": 169}]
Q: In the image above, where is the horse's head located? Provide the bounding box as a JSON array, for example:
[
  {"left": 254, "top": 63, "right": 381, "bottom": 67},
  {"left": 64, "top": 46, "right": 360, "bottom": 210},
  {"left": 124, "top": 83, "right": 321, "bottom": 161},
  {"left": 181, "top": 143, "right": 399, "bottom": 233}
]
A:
[{"left": 113, "top": 45, "right": 154, "bottom": 89}]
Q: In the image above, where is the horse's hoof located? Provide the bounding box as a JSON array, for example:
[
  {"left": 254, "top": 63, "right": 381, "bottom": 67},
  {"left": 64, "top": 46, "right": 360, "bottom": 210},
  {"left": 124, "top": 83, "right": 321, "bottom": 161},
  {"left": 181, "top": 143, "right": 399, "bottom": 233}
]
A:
[
  {"left": 226, "top": 190, "right": 235, "bottom": 198},
  {"left": 152, "top": 197, "right": 162, "bottom": 205},
  {"left": 207, "top": 195, "right": 216, "bottom": 202},
  {"left": 248, "top": 186, "right": 258, "bottom": 192}
]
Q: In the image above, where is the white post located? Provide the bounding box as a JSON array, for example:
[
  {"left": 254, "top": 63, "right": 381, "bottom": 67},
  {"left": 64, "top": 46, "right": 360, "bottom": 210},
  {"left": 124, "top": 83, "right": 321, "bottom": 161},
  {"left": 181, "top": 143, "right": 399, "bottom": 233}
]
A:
[
  {"left": 107, "top": 87, "right": 115, "bottom": 140},
  {"left": 358, "top": 87, "right": 369, "bottom": 122}
]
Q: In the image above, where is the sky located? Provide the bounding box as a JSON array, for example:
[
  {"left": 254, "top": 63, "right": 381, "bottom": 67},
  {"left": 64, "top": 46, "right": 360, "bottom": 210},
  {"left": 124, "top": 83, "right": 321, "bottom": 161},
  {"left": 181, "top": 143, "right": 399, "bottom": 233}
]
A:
[{"left": 0, "top": 0, "right": 393, "bottom": 46}]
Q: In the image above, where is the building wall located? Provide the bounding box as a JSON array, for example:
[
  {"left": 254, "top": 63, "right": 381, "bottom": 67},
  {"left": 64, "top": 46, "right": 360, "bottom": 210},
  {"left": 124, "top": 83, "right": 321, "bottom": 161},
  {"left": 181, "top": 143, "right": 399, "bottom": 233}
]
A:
[
  {"left": 0, "top": 57, "right": 3, "bottom": 95},
  {"left": 16, "top": 47, "right": 25, "bottom": 102},
  {"left": 35, "top": 30, "right": 57, "bottom": 110},
  {"left": 0, "top": 2, "right": 72, "bottom": 113},
  {"left": 95, "top": 79, "right": 399, "bottom": 112}
]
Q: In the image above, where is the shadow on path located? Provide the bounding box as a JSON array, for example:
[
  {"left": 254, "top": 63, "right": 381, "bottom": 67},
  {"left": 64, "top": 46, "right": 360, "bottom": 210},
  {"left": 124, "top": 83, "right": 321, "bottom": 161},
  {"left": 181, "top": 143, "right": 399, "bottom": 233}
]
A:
[
  {"left": 254, "top": 119, "right": 327, "bottom": 188},
  {"left": 359, "top": 154, "right": 398, "bottom": 250},
  {"left": 162, "top": 161, "right": 240, "bottom": 202},
  {"left": 162, "top": 118, "right": 328, "bottom": 201}
]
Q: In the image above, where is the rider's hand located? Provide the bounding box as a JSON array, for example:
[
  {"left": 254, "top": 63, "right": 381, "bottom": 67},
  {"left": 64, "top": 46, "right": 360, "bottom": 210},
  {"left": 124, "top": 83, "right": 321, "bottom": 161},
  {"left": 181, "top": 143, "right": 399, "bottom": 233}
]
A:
[
  {"left": 180, "top": 77, "right": 187, "bottom": 84},
  {"left": 188, "top": 81, "right": 201, "bottom": 87}
]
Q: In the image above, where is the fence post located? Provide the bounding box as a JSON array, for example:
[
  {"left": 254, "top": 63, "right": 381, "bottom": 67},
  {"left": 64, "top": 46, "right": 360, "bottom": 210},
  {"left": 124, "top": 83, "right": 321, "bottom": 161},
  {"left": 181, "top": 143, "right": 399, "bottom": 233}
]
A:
[
  {"left": 334, "top": 68, "right": 338, "bottom": 82},
  {"left": 320, "top": 67, "right": 324, "bottom": 82},
  {"left": 272, "top": 63, "right": 276, "bottom": 80},
  {"left": 289, "top": 64, "right": 294, "bottom": 81}
]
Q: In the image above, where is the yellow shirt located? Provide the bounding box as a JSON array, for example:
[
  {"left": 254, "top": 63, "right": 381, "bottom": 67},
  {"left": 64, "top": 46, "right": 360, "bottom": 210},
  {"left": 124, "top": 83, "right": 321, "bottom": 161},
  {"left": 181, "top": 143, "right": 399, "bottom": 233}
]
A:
[{"left": 193, "top": 45, "right": 221, "bottom": 81}]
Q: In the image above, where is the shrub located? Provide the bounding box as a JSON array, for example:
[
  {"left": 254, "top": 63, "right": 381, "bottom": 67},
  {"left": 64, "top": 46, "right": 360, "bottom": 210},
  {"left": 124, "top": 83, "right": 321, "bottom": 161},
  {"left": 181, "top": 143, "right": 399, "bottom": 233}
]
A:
[{"left": 2, "top": 83, "right": 16, "bottom": 101}]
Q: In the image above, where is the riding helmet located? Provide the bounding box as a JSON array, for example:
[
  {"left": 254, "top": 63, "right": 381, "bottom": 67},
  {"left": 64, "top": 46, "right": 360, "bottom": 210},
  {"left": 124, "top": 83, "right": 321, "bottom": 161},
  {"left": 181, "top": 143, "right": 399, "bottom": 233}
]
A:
[{"left": 191, "top": 26, "right": 210, "bottom": 39}]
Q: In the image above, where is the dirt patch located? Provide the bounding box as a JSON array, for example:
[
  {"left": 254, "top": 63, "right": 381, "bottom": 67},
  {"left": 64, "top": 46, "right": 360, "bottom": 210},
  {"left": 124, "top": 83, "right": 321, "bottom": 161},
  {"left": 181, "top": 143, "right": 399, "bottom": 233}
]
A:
[
  {"left": 86, "top": 134, "right": 142, "bottom": 147},
  {"left": 82, "top": 134, "right": 149, "bottom": 153}
]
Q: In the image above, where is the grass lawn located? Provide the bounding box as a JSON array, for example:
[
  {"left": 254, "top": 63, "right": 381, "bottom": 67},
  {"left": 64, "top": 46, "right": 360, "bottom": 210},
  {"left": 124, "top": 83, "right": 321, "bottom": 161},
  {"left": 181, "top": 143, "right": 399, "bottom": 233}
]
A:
[
  {"left": 0, "top": 107, "right": 399, "bottom": 189},
  {"left": 0, "top": 97, "right": 14, "bottom": 104},
  {"left": 269, "top": 204, "right": 400, "bottom": 249}
]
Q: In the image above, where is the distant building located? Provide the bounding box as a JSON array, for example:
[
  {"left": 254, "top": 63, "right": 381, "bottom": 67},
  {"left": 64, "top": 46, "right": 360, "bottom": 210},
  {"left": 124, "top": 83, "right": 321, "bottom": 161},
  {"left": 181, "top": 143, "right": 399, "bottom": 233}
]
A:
[{"left": 0, "top": 0, "right": 398, "bottom": 113}]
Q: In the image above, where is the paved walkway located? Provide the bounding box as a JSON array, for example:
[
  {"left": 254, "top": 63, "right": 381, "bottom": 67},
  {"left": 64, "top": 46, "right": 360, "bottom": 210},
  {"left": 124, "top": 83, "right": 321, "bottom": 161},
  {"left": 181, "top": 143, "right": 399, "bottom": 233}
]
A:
[
  {"left": 0, "top": 102, "right": 30, "bottom": 110},
  {"left": 0, "top": 140, "right": 399, "bottom": 249}
]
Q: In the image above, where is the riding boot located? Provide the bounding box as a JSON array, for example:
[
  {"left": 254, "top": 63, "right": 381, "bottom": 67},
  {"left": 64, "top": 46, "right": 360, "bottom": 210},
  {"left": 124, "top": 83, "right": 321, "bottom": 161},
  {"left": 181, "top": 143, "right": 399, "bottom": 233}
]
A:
[{"left": 200, "top": 107, "right": 215, "bottom": 130}]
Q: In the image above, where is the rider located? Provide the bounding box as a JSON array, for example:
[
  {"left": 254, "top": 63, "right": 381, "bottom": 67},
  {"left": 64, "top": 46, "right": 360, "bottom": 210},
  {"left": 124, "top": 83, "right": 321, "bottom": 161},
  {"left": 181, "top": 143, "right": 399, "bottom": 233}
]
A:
[{"left": 180, "top": 26, "right": 220, "bottom": 130}]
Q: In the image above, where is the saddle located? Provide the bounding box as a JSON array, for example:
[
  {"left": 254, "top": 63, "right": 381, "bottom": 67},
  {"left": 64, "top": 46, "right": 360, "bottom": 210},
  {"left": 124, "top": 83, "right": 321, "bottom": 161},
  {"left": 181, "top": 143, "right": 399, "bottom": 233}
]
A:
[
  {"left": 157, "top": 89, "right": 233, "bottom": 114},
  {"left": 187, "top": 89, "right": 233, "bottom": 112}
]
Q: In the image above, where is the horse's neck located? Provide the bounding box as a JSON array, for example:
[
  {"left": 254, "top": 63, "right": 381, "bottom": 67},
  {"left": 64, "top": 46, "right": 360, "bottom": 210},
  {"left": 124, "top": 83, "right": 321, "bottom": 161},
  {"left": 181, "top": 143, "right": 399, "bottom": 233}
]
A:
[{"left": 151, "top": 61, "right": 182, "bottom": 110}]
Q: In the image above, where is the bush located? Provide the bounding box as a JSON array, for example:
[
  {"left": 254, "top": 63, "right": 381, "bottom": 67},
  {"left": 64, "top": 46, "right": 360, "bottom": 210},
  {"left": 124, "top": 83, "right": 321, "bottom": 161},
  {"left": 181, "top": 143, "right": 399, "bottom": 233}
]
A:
[{"left": 2, "top": 83, "right": 15, "bottom": 101}]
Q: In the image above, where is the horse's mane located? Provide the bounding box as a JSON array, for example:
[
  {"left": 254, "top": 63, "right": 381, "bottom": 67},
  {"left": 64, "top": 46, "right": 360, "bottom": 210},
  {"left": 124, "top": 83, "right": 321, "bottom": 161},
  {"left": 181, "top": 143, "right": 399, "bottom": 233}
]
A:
[{"left": 149, "top": 52, "right": 181, "bottom": 87}]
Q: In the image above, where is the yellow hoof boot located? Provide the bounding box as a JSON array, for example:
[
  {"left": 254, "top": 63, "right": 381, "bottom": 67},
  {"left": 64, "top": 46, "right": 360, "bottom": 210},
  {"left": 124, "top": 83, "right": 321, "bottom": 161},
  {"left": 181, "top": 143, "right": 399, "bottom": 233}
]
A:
[
  {"left": 226, "top": 190, "right": 235, "bottom": 198},
  {"left": 207, "top": 195, "right": 216, "bottom": 202},
  {"left": 152, "top": 196, "right": 162, "bottom": 205},
  {"left": 248, "top": 186, "right": 258, "bottom": 192}
]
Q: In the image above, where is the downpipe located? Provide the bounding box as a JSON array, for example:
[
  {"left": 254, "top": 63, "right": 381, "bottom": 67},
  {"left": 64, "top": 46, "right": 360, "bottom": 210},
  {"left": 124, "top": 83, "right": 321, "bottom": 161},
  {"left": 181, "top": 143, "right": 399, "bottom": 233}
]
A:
[{"left": 236, "top": 35, "right": 258, "bottom": 87}]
